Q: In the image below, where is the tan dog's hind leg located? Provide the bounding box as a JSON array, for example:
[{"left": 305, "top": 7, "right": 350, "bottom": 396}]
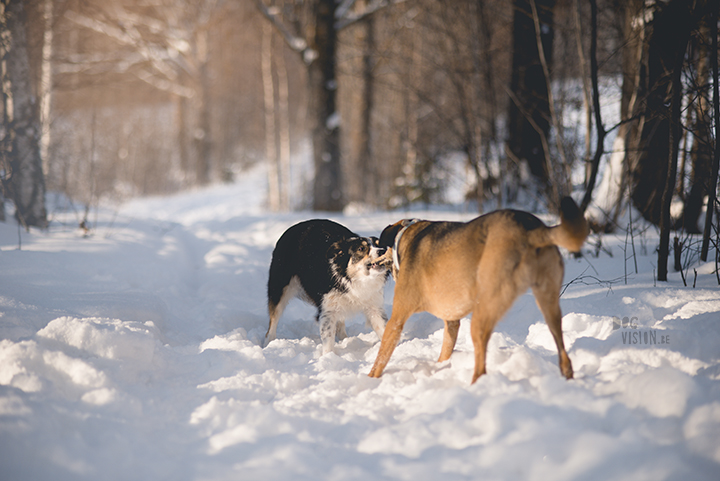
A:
[
  {"left": 438, "top": 320, "right": 460, "bottom": 362},
  {"left": 470, "top": 254, "right": 520, "bottom": 383},
  {"left": 532, "top": 285, "right": 573, "bottom": 379},
  {"left": 532, "top": 248, "right": 573, "bottom": 379}
]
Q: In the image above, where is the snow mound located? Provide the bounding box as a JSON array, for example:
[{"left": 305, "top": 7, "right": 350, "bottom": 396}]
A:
[
  {"left": 38, "top": 316, "right": 158, "bottom": 363},
  {"left": 1, "top": 178, "right": 719, "bottom": 480}
]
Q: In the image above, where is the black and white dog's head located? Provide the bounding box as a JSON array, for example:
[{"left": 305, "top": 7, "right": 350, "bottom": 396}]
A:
[
  {"left": 265, "top": 219, "right": 393, "bottom": 354},
  {"left": 328, "top": 236, "right": 393, "bottom": 284}
]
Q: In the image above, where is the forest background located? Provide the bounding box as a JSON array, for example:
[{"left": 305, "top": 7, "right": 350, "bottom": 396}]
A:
[{"left": 1, "top": 0, "right": 719, "bottom": 280}]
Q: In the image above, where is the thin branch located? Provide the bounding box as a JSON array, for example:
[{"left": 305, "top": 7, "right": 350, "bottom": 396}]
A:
[
  {"left": 135, "top": 69, "right": 195, "bottom": 98},
  {"left": 702, "top": 2, "right": 720, "bottom": 261},
  {"left": 63, "top": 8, "right": 196, "bottom": 98},
  {"left": 574, "top": 0, "right": 592, "bottom": 168},
  {"left": 335, "top": 0, "right": 405, "bottom": 30},
  {"left": 561, "top": 268, "right": 626, "bottom": 297},
  {"left": 64, "top": 10, "right": 181, "bottom": 81},
  {"left": 580, "top": 0, "right": 606, "bottom": 213},
  {"left": 253, "top": 0, "right": 311, "bottom": 60}
]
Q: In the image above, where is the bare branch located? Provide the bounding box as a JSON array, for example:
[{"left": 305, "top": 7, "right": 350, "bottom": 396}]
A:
[
  {"left": 135, "top": 70, "right": 195, "bottom": 98},
  {"left": 335, "top": 0, "right": 405, "bottom": 30},
  {"left": 64, "top": 10, "right": 182, "bottom": 81},
  {"left": 252, "top": 0, "right": 311, "bottom": 59},
  {"left": 580, "top": 0, "right": 606, "bottom": 213}
]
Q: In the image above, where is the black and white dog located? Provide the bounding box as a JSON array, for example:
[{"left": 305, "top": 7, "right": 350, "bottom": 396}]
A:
[{"left": 264, "top": 219, "right": 393, "bottom": 354}]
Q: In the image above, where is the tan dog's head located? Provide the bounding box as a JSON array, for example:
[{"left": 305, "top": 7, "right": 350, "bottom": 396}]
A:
[
  {"left": 379, "top": 221, "right": 405, "bottom": 249},
  {"left": 379, "top": 219, "right": 421, "bottom": 279}
]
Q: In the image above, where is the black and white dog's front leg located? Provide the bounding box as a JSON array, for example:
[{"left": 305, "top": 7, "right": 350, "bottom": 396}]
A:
[
  {"left": 318, "top": 308, "right": 342, "bottom": 354},
  {"left": 364, "top": 306, "right": 387, "bottom": 341},
  {"left": 336, "top": 320, "right": 348, "bottom": 341}
]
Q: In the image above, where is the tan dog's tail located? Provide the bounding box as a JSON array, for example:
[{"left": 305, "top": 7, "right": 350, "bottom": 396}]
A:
[{"left": 531, "top": 197, "right": 589, "bottom": 253}]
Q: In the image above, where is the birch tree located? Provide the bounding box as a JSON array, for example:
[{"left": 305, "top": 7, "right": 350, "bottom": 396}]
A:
[
  {"left": 1, "top": 0, "right": 48, "bottom": 229},
  {"left": 262, "top": 18, "right": 292, "bottom": 211}
]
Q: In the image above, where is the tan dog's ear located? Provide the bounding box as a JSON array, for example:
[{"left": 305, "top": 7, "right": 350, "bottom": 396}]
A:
[{"left": 379, "top": 221, "right": 406, "bottom": 248}]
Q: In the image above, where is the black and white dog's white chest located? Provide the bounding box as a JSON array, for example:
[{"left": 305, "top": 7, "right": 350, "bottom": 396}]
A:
[{"left": 264, "top": 219, "right": 392, "bottom": 354}]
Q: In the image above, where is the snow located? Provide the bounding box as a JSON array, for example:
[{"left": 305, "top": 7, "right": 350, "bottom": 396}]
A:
[{"left": 1, "top": 165, "right": 719, "bottom": 480}]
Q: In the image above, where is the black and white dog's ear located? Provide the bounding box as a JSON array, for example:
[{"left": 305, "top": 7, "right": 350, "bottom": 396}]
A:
[
  {"left": 327, "top": 237, "right": 362, "bottom": 261},
  {"left": 327, "top": 240, "right": 345, "bottom": 261}
]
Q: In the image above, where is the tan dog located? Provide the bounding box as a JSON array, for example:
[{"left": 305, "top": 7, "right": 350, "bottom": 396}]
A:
[{"left": 368, "top": 197, "right": 589, "bottom": 383}]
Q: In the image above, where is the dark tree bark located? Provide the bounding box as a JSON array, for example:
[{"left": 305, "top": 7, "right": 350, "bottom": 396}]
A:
[
  {"left": 194, "top": 54, "right": 212, "bottom": 186},
  {"left": 680, "top": 16, "right": 713, "bottom": 233},
  {"left": 309, "top": 0, "right": 343, "bottom": 211},
  {"left": 630, "top": 0, "right": 695, "bottom": 226},
  {"left": 579, "top": 0, "right": 605, "bottom": 214},
  {"left": 657, "top": 1, "right": 694, "bottom": 281},
  {"left": 1, "top": 0, "right": 47, "bottom": 229},
  {"left": 506, "top": 0, "right": 555, "bottom": 189},
  {"left": 701, "top": 0, "right": 720, "bottom": 261},
  {"left": 255, "top": 0, "right": 397, "bottom": 212}
]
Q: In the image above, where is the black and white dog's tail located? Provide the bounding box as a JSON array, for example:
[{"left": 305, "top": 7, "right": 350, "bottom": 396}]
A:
[
  {"left": 267, "top": 238, "right": 294, "bottom": 319},
  {"left": 265, "top": 230, "right": 300, "bottom": 345}
]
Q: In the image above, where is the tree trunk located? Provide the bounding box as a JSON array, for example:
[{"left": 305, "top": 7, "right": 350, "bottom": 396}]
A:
[
  {"left": 402, "top": 20, "right": 421, "bottom": 204},
  {"left": 579, "top": 0, "right": 605, "bottom": 214},
  {"left": 193, "top": 30, "right": 212, "bottom": 185},
  {"left": 1, "top": 0, "right": 47, "bottom": 229},
  {"left": 506, "top": 0, "right": 555, "bottom": 192},
  {"left": 604, "top": 0, "right": 644, "bottom": 227},
  {"left": 630, "top": 0, "right": 694, "bottom": 226},
  {"left": 701, "top": 0, "right": 720, "bottom": 261},
  {"left": 477, "top": 0, "right": 500, "bottom": 207},
  {"left": 176, "top": 96, "right": 190, "bottom": 186},
  {"left": 262, "top": 21, "right": 280, "bottom": 211},
  {"left": 276, "top": 41, "right": 291, "bottom": 211},
  {"left": 590, "top": 0, "right": 643, "bottom": 231},
  {"left": 39, "top": 0, "right": 53, "bottom": 173},
  {"left": 574, "top": 0, "right": 592, "bottom": 185},
  {"left": 309, "top": 0, "right": 343, "bottom": 212},
  {"left": 657, "top": 0, "right": 694, "bottom": 281},
  {"left": 358, "top": 14, "right": 376, "bottom": 205},
  {"left": 680, "top": 18, "right": 713, "bottom": 233}
]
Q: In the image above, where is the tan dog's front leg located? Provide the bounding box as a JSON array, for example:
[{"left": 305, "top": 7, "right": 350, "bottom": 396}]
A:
[
  {"left": 438, "top": 320, "right": 460, "bottom": 362},
  {"left": 368, "top": 312, "right": 409, "bottom": 378}
]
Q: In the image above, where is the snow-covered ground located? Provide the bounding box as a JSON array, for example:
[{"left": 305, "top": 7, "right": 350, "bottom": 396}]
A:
[{"left": 1, "top": 166, "right": 719, "bottom": 480}]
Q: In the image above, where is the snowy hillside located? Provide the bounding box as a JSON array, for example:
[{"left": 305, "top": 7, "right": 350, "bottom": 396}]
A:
[{"left": 1, "top": 167, "right": 719, "bottom": 480}]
